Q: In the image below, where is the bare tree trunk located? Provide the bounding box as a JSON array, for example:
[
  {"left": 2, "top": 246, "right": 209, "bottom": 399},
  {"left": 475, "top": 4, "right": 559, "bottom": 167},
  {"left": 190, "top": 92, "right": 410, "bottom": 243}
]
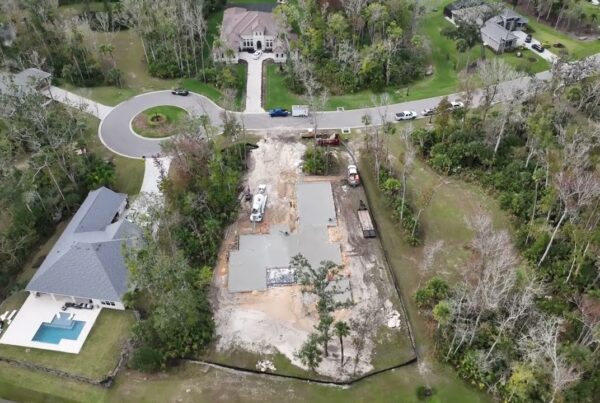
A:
[{"left": 538, "top": 209, "right": 568, "bottom": 267}]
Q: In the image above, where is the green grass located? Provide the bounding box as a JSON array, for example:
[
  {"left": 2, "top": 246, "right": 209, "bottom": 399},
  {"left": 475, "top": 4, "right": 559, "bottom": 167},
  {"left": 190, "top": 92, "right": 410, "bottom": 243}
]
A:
[
  {"left": 0, "top": 293, "right": 135, "bottom": 380},
  {"left": 0, "top": 361, "right": 106, "bottom": 403},
  {"left": 55, "top": 14, "right": 247, "bottom": 111},
  {"left": 83, "top": 115, "right": 144, "bottom": 195},
  {"left": 132, "top": 105, "right": 189, "bottom": 138},
  {"left": 263, "top": 3, "right": 562, "bottom": 110},
  {"left": 142, "top": 105, "right": 187, "bottom": 122},
  {"left": 203, "top": 347, "right": 320, "bottom": 380},
  {"left": 264, "top": 63, "right": 305, "bottom": 110},
  {"left": 525, "top": 17, "right": 600, "bottom": 60},
  {"left": 359, "top": 132, "right": 511, "bottom": 355},
  {"left": 61, "top": 84, "right": 140, "bottom": 107}
]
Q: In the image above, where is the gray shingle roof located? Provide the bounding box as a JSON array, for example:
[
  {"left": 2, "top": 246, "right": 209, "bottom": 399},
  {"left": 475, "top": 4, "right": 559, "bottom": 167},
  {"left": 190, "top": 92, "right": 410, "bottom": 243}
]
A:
[
  {"left": 26, "top": 187, "right": 140, "bottom": 302},
  {"left": 13, "top": 68, "right": 51, "bottom": 87},
  {"left": 0, "top": 68, "right": 51, "bottom": 95},
  {"left": 481, "top": 20, "right": 517, "bottom": 42}
]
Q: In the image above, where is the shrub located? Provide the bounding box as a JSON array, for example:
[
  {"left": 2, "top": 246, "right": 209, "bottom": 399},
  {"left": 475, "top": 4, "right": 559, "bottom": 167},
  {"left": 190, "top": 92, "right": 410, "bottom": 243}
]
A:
[
  {"left": 303, "top": 147, "right": 334, "bottom": 175},
  {"left": 416, "top": 385, "right": 435, "bottom": 400},
  {"left": 130, "top": 346, "right": 163, "bottom": 373}
]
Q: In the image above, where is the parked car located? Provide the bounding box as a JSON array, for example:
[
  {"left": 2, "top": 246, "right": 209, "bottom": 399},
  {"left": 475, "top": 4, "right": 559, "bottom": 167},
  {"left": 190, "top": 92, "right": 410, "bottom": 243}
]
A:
[
  {"left": 268, "top": 108, "right": 289, "bottom": 117},
  {"left": 253, "top": 50, "right": 263, "bottom": 59},
  {"left": 450, "top": 101, "right": 464, "bottom": 110},
  {"left": 525, "top": 34, "right": 532, "bottom": 43},
  {"left": 171, "top": 88, "right": 189, "bottom": 96},
  {"left": 532, "top": 43, "right": 544, "bottom": 53},
  {"left": 422, "top": 107, "right": 436, "bottom": 116},
  {"left": 395, "top": 111, "right": 417, "bottom": 121}
]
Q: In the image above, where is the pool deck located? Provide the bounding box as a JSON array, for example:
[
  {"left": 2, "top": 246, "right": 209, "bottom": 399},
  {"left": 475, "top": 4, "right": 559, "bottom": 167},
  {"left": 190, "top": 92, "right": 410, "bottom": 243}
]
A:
[{"left": 0, "top": 293, "right": 101, "bottom": 354}]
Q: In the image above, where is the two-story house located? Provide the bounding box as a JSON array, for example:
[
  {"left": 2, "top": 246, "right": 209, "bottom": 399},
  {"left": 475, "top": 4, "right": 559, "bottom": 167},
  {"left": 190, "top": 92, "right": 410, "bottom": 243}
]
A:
[{"left": 213, "top": 7, "right": 289, "bottom": 64}]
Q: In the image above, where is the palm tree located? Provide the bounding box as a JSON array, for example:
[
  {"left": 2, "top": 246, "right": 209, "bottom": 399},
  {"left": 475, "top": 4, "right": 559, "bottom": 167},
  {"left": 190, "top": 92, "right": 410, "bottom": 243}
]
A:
[{"left": 334, "top": 321, "right": 350, "bottom": 366}]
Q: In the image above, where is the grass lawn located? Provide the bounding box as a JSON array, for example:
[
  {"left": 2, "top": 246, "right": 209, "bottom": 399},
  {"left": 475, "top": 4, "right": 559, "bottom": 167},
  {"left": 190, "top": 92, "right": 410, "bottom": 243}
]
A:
[
  {"left": 524, "top": 17, "right": 600, "bottom": 60},
  {"left": 55, "top": 10, "right": 247, "bottom": 111},
  {"left": 264, "top": 5, "right": 549, "bottom": 111},
  {"left": 0, "top": 292, "right": 135, "bottom": 380},
  {"left": 264, "top": 63, "right": 305, "bottom": 110},
  {"left": 358, "top": 132, "right": 511, "bottom": 363},
  {"left": 142, "top": 105, "right": 188, "bottom": 122},
  {"left": 60, "top": 84, "right": 140, "bottom": 107},
  {"left": 83, "top": 115, "right": 144, "bottom": 196},
  {"left": 0, "top": 361, "right": 106, "bottom": 403},
  {"left": 132, "top": 106, "right": 189, "bottom": 139}
]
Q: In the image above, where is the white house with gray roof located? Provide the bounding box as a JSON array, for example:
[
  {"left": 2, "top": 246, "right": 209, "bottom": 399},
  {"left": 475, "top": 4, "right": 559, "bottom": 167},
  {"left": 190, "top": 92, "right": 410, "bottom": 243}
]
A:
[{"left": 26, "top": 187, "right": 140, "bottom": 310}]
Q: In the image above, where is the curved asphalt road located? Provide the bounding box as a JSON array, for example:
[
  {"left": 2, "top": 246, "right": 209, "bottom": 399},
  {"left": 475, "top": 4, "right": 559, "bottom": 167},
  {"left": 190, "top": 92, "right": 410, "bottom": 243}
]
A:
[{"left": 101, "top": 71, "right": 554, "bottom": 158}]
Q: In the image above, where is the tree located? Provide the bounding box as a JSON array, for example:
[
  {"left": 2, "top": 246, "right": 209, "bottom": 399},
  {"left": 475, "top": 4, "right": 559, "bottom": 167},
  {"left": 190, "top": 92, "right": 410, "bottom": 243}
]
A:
[
  {"left": 477, "top": 59, "right": 523, "bottom": 122},
  {"left": 296, "top": 333, "right": 323, "bottom": 371},
  {"left": 537, "top": 128, "right": 600, "bottom": 267},
  {"left": 316, "top": 313, "right": 334, "bottom": 357},
  {"left": 334, "top": 320, "right": 350, "bottom": 366},
  {"left": 519, "top": 316, "right": 582, "bottom": 403}
]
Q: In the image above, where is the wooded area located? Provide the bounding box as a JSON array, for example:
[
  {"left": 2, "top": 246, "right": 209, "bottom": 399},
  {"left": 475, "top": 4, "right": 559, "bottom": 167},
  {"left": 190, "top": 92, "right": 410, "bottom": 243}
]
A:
[
  {"left": 0, "top": 88, "right": 115, "bottom": 298},
  {"left": 274, "top": 0, "right": 427, "bottom": 95},
  {"left": 413, "top": 59, "right": 600, "bottom": 401},
  {"left": 125, "top": 115, "right": 248, "bottom": 370}
]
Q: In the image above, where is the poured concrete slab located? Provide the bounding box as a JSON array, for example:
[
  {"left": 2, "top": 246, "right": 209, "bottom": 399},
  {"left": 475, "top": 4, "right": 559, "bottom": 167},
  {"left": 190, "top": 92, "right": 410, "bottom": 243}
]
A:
[
  {"left": 296, "top": 182, "right": 337, "bottom": 228},
  {"left": 326, "top": 277, "right": 353, "bottom": 305},
  {"left": 228, "top": 182, "right": 342, "bottom": 292}
]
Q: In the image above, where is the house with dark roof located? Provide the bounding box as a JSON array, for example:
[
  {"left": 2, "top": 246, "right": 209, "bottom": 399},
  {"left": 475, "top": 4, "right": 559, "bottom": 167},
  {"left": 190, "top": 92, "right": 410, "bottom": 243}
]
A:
[
  {"left": 444, "top": 1, "right": 528, "bottom": 53},
  {"left": 481, "top": 20, "right": 518, "bottom": 53},
  {"left": 26, "top": 187, "right": 140, "bottom": 310},
  {"left": 213, "top": 7, "right": 291, "bottom": 64}
]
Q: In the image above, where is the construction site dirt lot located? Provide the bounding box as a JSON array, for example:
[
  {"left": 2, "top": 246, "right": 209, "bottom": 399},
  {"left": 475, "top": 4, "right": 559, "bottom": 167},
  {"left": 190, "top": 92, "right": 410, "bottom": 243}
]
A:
[{"left": 209, "top": 132, "right": 415, "bottom": 380}]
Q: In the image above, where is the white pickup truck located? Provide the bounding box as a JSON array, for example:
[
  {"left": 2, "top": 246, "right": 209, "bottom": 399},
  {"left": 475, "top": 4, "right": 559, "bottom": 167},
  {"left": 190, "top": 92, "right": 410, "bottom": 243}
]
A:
[
  {"left": 250, "top": 184, "right": 268, "bottom": 222},
  {"left": 292, "top": 105, "right": 309, "bottom": 117}
]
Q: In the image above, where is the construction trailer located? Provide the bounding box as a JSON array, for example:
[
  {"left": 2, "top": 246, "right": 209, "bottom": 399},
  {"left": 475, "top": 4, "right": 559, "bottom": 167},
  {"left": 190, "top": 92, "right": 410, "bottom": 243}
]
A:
[
  {"left": 292, "top": 105, "right": 309, "bottom": 117},
  {"left": 357, "top": 200, "right": 376, "bottom": 238}
]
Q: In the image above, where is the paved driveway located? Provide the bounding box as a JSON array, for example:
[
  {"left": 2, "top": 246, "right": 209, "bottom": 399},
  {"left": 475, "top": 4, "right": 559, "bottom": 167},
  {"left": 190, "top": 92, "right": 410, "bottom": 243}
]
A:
[
  {"left": 513, "top": 30, "right": 559, "bottom": 63},
  {"left": 44, "top": 86, "right": 113, "bottom": 119},
  {"left": 238, "top": 52, "right": 273, "bottom": 113}
]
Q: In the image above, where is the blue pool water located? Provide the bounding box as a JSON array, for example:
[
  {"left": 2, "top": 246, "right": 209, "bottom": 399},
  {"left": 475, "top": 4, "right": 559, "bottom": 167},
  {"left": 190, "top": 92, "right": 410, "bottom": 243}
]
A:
[{"left": 32, "top": 320, "right": 85, "bottom": 344}]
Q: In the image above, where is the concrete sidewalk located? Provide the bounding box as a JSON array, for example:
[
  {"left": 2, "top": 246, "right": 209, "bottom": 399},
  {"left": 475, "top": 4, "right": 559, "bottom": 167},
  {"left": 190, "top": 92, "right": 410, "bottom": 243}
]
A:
[
  {"left": 239, "top": 52, "right": 274, "bottom": 113},
  {"left": 140, "top": 157, "right": 172, "bottom": 195},
  {"left": 44, "top": 86, "right": 113, "bottom": 119}
]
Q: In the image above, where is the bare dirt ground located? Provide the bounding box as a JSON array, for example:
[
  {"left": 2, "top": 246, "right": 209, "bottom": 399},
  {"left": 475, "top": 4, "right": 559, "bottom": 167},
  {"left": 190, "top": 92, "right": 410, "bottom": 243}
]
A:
[{"left": 211, "top": 132, "right": 414, "bottom": 380}]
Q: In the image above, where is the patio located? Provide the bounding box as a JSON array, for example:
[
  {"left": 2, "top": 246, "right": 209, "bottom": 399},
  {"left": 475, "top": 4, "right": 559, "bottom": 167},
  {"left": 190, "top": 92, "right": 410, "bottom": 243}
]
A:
[{"left": 0, "top": 293, "right": 101, "bottom": 354}]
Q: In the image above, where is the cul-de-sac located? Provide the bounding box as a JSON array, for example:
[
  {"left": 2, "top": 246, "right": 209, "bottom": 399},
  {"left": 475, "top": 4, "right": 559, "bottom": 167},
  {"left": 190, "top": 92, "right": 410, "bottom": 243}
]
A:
[{"left": 1, "top": 0, "right": 600, "bottom": 401}]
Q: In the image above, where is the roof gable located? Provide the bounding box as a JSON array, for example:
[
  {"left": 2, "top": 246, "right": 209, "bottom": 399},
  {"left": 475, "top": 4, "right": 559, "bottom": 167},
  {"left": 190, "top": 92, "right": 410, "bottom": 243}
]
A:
[{"left": 26, "top": 187, "right": 140, "bottom": 302}]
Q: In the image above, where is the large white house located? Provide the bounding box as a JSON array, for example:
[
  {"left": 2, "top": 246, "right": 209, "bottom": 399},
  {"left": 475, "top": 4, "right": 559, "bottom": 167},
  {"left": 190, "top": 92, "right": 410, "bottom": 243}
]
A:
[
  {"left": 213, "top": 7, "right": 290, "bottom": 64},
  {"left": 26, "top": 187, "right": 140, "bottom": 311}
]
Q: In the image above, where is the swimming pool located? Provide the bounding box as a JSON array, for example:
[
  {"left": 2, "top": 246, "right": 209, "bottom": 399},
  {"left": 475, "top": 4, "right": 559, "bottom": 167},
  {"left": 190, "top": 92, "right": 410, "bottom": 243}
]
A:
[{"left": 32, "top": 315, "right": 86, "bottom": 344}]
